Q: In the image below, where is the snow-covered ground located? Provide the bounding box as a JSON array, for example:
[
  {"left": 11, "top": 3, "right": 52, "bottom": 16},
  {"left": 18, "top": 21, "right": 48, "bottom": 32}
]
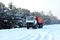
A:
[{"left": 0, "top": 24, "right": 60, "bottom": 40}]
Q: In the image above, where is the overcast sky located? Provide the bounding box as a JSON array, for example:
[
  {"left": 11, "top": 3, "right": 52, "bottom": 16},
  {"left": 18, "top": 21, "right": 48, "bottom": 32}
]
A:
[{"left": 0, "top": 0, "right": 60, "bottom": 19}]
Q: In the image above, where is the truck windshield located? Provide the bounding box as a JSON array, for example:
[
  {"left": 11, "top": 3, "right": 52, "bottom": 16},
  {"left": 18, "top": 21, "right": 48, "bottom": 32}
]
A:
[{"left": 27, "top": 16, "right": 35, "bottom": 20}]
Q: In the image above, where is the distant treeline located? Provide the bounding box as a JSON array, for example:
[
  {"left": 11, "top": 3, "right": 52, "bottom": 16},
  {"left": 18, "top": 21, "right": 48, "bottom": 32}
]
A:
[{"left": 0, "top": 2, "right": 60, "bottom": 29}]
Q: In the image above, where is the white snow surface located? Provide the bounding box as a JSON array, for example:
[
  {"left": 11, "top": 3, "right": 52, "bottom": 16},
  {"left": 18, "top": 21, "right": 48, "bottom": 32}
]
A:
[{"left": 0, "top": 24, "right": 60, "bottom": 40}]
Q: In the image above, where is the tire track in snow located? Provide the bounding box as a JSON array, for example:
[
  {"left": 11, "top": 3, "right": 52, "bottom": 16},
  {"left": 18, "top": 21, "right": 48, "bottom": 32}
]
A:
[{"left": 19, "top": 30, "right": 37, "bottom": 40}]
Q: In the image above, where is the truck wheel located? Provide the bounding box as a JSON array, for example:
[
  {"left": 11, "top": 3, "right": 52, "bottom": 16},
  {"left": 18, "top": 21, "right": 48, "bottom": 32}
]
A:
[
  {"left": 27, "top": 27, "right": 29, "bottom": 29},
  {"left": 38, "top": 23, "right": 43, "bottom": 28}
]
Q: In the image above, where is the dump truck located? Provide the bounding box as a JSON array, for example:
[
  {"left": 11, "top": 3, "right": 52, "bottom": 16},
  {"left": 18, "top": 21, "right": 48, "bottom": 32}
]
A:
[{"left": 26, "top": 16, "right": 44, "bottom": 29}]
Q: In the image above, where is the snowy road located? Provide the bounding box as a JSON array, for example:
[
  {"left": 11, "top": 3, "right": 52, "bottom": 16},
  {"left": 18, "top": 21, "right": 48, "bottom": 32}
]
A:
[{"left": 0, "top": 24, "right": 60, "bottom": 40}]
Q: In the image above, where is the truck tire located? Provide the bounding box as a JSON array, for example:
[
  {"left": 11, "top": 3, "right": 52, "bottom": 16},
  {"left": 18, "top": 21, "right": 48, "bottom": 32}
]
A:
[
  {"left": 27, "top": 27, "right": 29, "bottom": 29},
  {"left": 38, "top": 23, "right": 43, "bottom": 28}
]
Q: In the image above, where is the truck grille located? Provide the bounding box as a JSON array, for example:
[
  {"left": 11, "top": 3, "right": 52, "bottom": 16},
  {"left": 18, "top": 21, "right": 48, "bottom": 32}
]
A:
[{"left": 27, "top": 23, "right": 34, "bottom": 26}]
